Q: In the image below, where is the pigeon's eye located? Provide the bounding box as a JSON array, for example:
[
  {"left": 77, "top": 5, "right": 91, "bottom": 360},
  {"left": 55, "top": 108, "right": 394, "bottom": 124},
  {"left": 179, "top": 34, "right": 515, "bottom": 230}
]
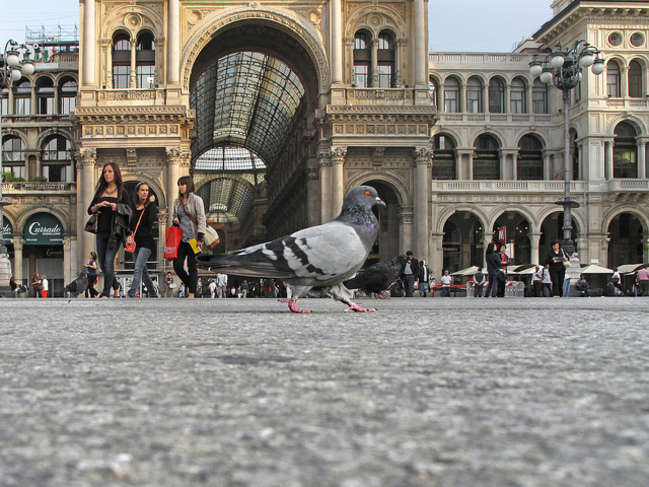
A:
[{"left": 364, "top": 191, "right": 370, "bottom": 196}]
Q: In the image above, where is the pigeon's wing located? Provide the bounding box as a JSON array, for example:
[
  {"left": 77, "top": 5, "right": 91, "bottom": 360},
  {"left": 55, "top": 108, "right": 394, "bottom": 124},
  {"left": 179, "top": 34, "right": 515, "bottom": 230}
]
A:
[
  {"left": 68, "top": 281, "right": 77, "bottom": 293},
  {"left": 198, "top": 221, "right": 369, "bottom": 284}
]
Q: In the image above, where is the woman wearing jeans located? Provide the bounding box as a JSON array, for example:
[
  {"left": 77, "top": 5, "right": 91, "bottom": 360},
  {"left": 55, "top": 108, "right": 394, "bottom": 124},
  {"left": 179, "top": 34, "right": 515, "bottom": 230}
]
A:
[
  {"left": 171, "top": 176, "right": 206, "bottom": 299},
  {"left": 87, "top": 163, "right": 132, "bottom": 298},
  {"left": 126, "top": 182, "right": 158, "bottom": 298}
]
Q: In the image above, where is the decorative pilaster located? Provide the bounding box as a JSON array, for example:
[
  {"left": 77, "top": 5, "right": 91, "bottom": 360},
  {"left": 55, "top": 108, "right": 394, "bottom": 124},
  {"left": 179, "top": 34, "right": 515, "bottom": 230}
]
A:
[
  {"left": 318, "top": 151, "right": 332, "bottom": 223},
  {"left": 330, "top": 147, "right": 347, "bottom": 217},
  {"left": 399, "top": 207, "right": 414, "bottom": 256},
  {"left": 81, "top": 0, "right": 96, "bottom": 87},
  {"left": 414, "top": 147, "right": 432, "bottom": 262},
  {"left": 331, "top": 0, "right": 343, "bottom": 85},
  {"left": 167, "top": 0, "right": 180, "bottom": 86},
  {"left": 166, "top": 148, "right": 190, "bottom": 224},
  {"left": 12, "top": 237, "right": 24, "bottom": 284},
  {"left": 530, "top": 232, "right": 542, "bottom": 264},
  {"left": 76, "top": 148, "right": 97, "bottom": 269}
]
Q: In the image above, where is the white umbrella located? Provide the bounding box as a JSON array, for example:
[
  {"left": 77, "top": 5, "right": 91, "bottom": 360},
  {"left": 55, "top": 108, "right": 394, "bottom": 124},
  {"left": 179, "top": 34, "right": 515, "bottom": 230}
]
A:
[
  {"left": 450, "top": 266, "right": 479, "bottom": 277},
  {"left": 616, "top": 263, "right": 647, "bottom": 275},
  {"left": 580, "top": 264, "right": 614, "bottom": 275}
]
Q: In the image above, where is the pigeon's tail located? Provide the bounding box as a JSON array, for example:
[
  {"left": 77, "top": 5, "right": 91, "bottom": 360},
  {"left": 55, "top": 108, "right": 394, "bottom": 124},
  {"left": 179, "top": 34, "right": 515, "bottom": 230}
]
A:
[{"left": 196, "top": 252, "right": 295, "bottom": 279}]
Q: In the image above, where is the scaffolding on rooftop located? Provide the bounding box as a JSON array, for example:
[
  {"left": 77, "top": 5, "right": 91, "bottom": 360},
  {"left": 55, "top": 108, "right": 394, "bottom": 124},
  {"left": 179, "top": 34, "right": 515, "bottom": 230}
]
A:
[{"left": 25, "top": 25, "right": 79, "bottom": 44}]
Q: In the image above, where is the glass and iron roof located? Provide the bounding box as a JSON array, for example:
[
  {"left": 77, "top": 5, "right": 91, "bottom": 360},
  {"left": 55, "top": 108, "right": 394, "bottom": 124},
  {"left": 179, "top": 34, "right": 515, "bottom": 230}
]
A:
[{"left": 192, "top": 51, "right": 305, "bottom": 165}]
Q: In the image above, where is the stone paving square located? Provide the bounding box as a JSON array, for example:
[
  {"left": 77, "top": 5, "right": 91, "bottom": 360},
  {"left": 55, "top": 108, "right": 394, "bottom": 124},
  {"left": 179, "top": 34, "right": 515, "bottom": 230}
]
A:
[{"left": 1, "top": 297, "right": 648, "bottom": 487}]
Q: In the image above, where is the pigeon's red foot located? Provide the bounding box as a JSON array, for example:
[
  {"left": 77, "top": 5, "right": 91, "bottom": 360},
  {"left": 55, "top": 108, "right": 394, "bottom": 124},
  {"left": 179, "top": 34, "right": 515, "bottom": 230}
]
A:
[
  {"left": 288, "top": 300, "right": 311, "bottom": 313},
  {"left": 377, "top": 294, "right": 390, "bottom": 299},
  {"left": 344, "top": 304, "right": 376, "bottom": 312}
]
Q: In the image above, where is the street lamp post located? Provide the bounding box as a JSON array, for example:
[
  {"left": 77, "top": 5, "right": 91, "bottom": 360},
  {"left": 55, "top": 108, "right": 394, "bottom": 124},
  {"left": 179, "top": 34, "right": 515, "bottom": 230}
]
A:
[
  {"left": 529, "top": 41, "right": 605, "bottom": 256},
  {"left": 1, "top": 40, "right": 36, "bottom": 294}
]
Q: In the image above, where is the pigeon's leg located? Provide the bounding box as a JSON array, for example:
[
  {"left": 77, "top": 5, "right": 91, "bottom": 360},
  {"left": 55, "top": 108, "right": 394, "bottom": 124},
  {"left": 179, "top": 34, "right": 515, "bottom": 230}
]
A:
[
  {"left": 283, "top": 286, "right": 312, "bottom": 313},
  {"left": 330, "top": 284, "right": 376, "bottom": 312}
]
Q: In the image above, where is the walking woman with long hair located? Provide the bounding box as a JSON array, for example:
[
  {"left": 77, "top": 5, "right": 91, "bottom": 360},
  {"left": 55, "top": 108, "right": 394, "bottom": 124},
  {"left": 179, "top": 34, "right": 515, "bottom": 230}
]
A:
[
  {"left": 126, "top": 181, "right": 159, "bottom": 298},
  {"left": 87, "top": 162, "right": 132, "bottom": 298},
  {"left": 170, "top": 176, "right": 206, "bottom": 299}
]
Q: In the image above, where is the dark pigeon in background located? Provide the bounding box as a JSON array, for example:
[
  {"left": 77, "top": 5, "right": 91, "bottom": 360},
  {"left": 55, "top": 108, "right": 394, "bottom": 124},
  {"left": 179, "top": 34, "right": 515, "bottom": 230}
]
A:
[
  {"left": 344, "top": 254, "right": 408, "bottom": 298},
  {"left": 65, "top": 268, "right": 88, "bottom": 298},
  {"left": 198, "top": 185, "right": 386, "bottom": 313}
]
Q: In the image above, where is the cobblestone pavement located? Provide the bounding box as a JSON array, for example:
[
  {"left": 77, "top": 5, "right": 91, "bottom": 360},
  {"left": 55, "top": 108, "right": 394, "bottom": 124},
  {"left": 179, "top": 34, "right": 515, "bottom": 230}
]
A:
[{"left": 1, "top": 297, "right": 648, "bottom": 487}]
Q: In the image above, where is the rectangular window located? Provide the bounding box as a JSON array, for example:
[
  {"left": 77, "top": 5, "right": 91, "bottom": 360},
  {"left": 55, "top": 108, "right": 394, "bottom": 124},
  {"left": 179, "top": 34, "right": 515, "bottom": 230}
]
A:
[
  {"left": 60, "top": 96, "right": 76, "bottom": 115},
  {"left": 113, "top": 65, "right": 130, "bottom": 89},
  {"left": 467, "top": 90, "right": 481, "bottom": 113},
  {"left": 137, "top": 64, "right": 156, "bottom": 88},
  {"left": 532, "top": 89, "right": 547, "bottom": 114},
  {"left": 6, "top": 165, "right": 26, "bottom": 179},
  {"left": 39, "top": 96, "right": 55, "bottom": 115},
  {"left": 43, "top": 164, "right": 73, "bottom": 182},
  {"left": 607, "top": 74, "right": 621, "bottom": 97},
  {"left": 15, "top": 98, "right": 31, "bottom": 115},
  {"left": 511, "top": 91, "right": 525, "bottom": 113},
  {"left": 378, "top": 64, "right": 392, "bottom": 88},
  {"left": 444, "top": 89, "right": 459, "bottom": 113},
  {"left": 354, "top": 64, "right": 369, "bottom": 88}
]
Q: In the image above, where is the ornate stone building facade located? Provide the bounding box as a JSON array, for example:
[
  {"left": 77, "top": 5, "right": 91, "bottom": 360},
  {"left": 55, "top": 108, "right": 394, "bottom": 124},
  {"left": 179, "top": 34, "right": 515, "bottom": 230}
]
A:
[{"left": 3, "top": 0, "right": 649, "bottom": 294}]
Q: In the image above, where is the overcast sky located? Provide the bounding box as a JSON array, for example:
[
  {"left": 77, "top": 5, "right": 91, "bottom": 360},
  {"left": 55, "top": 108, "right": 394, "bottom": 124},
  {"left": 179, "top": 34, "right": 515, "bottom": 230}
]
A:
[{"left": 1, "top": 0, "right": 553, "bottom": 54}]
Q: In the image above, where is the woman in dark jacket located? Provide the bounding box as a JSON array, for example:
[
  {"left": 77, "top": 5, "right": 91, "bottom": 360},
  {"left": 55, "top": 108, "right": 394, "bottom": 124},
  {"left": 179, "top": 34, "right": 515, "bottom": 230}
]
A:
[
  {"left": 87, "top": 162, "right": 132, "bottom": 298},
  {"left": 484, "top": 242, "right": 502, "bottom": 298},
  {"left": 544, "top": 239, "right": 569, "bottom": 297},
  {"left": 126, "top": 182, "right": 158, "bottom": 298}
]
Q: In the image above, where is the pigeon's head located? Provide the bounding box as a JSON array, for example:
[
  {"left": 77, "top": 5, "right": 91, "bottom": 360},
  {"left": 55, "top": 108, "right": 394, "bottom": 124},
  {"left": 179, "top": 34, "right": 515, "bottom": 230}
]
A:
[{"left": 342, "top": 186, "right": 386, "bottom": 213}]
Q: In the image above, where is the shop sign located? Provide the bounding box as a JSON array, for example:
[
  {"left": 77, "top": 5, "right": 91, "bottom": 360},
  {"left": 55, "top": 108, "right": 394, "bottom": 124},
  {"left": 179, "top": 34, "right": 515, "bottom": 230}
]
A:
[
  {"left": 24, "top": 213, "right": 63, "bottom": 245},
  {"left": 2, "top": 216, "right": 12, "bottom": 240}
]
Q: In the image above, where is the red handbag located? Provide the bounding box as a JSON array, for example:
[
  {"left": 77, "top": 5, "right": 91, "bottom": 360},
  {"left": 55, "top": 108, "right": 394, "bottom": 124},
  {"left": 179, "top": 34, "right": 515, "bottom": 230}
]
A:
[
  {"left": 125, "top": 205, "right": 146, "bottom": 253},
  {"left": 164, "top": 225, "right": 182, "bottom": 260}
]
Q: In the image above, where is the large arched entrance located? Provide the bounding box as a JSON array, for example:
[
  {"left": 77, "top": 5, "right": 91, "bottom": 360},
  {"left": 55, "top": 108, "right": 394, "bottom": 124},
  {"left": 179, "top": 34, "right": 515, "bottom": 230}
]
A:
[
  {"left": 442, "top": 212, "right": 484, "bottom": 273},
  {"left": 189, "top": 22, "right": 321, "bottom": 246},
  {"left": 540, "top": 212, "right": 579, "bottom": 261},
  {"left": 492, "top": 212, "right": 531, "bottom": 265},
  {"left": 608, "top": 212, "right": 645, "bottom": 268}
]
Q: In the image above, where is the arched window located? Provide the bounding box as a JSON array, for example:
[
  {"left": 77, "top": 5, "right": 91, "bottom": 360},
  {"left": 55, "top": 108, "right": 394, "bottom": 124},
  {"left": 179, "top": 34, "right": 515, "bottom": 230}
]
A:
[
  {"left": 488, "top": 77, "right": 505, "bottom": 113},
  {"left": 353, "top": 31, "right": 371, "bottom": 88},
  {"left": 532, "top": 78, "right": 548, "bottom": 114},
  {"left": 59, "top": 78, "right": 77, "bottom": 115},
  {"left": 14, "top": 79, "right": 31, "bottom": 115},
  {"left": 510, "top": 77, "right": 527, "bottom": 113},
  {"left": 36, "top": 77, "right": 55, "bottom": 115},
  {"left": 136, "top": 31, "right": 156, "bottom": 88},
  {"left": 607, "top": 60, "right": 621, "bottom": 97},
  {"left": 473, "top": 134, "right": 500, "bottom": 180},
  {"left": 433, "top": 134, "right": 456, "bottom": 179},
  {"left": 517, "top": 134, "right": 543, "bottom": 180},
  {"left": 614, "top": 122, "right": 637, "bottom": 178},
  {"left": 467, "top": 76, "right": 483, "bottom": 113},
  {"left": 377, "top": 31, "right": 395, "bottom": 88},
  {"left": 628, "top": 60, "right": 643, "bottom": 98},
  {"left": 444, "top": 76, "right": 460, "bottom": 113},
  {"left": 42, "top": 135, "right": 73, "bottom": 182},
  {"left": 2, "top": 136, "right": 26, "bottom": 179},
  {"left": 112, "top": 32, "right": 131, "bottom": 88}
]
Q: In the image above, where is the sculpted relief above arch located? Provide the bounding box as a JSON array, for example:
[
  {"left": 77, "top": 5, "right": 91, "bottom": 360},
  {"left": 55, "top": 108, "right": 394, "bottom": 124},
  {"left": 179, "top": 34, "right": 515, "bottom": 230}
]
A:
[
  {"left": 180, "top": 6, "right": 329, "bottom": 93},
  {"left": 100, "top": 3, "right": 164, "bottom": 39}
]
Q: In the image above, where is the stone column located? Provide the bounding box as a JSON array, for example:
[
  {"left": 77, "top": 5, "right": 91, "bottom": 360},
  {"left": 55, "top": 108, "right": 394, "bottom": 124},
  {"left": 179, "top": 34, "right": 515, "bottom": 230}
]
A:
[
  {"left": 130, "top": 39, "right": 137, "bottom": 88},
  {"left": 430, "top": 231, "right": 444, "bottom": 277},
  {"left": 12, "top": 237, "right": 24, "bottom": 284},
  {"left": 638, "top": 140, "right": 647, "bottom": 179},
  {"left": 414, "top": 0, "right": 427, "bottom": 88},
  {"left": 330, "top": 147, "right": 347, "bottom": 218},
  {"left": 306, "top": 160, "right": 320, "bottom": 226},
  {"left": 414, "top": 147, "right": 432, "bottom": 261},
  {"left": 394, "top": 38, "right": 405, "bottom": 86},
  {"left": 103, "top": 39, "right": 113, "bottom": 88},
  {"left": 81, "top": 0, "right": 95, "bottom": 87},
  {"left": 76, "top": 148, "right": 97, "bottom": 268},
  {"left": 605, "top": 139, "right": 614, "bottom": 180},
  {"left": 166, "top": 148, "right": 189, "bottom": 224},
  {"left": 399, "top": 208, "right": 414, "bottom": 254},
  {"left": 319, "top": 151, "right": 332, "bottom": 223},
  {"left": 543, "top": 151, "right": 551, "bottom": 181},
  {"left": 370, "top": 39, "right": 378, "bottom": 87},
  {"left": 530, "top": 232, "right": 542, "bottom": 265},
  {"left": 167, "top": 0, "right": 181, "bottom": 86},
  {"left": 331, "top": 0, "right": 343, "bottom": 85},
  {"left": 63, "top": 236, "right": 72, "bottom": 287}
]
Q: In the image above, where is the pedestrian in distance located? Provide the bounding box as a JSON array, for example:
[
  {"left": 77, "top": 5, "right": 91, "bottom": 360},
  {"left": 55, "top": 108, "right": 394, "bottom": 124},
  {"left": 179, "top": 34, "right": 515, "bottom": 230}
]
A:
[
  {"left": 88, "top": 162, "right": 132, "bottom": 298},
  {"left": 31, "top": 272, "right": 41, "bottom": 298},
  {"left": 484, "top": 242, "right": 502, "bottom": 298},
  {"left": 401, "top": 251, "right": 419, "bottom": 297},
  {"left": 544, "top": 240, "right": 569, "bottom": 297},
  {"left": 170, "top": 176, "right": 207, "bottom": 299},
  {"left": 474, "top": 267, "right": 486, "bottom": 297},
  {"left": 84, "top": 252, "right": 99, "bottom": 298},
  {"left": 126, "top": 182, "right": 158, "bottom": 298},
  {"left": 440, "top": 269, "right": 452, "bottom": 297}
]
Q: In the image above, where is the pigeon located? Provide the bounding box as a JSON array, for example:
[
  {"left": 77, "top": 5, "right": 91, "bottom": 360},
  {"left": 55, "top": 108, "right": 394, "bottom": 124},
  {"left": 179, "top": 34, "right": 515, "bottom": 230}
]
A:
[
  {"left": 344, "top": 254, "right": 408, "bottom": 298},
  {"left": 65, "top": 268, "right": 88, "bottom": 298},
  {"left": 198, "top": 185, "right": 386, "bottom": 313}
]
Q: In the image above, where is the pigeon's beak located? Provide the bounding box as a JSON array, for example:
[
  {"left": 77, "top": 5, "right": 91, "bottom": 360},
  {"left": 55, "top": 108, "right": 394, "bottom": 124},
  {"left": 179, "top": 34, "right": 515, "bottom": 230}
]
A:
[{"left": 376, "top": 197, "right": 386, "bottom": 208}]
